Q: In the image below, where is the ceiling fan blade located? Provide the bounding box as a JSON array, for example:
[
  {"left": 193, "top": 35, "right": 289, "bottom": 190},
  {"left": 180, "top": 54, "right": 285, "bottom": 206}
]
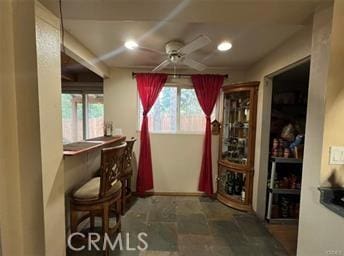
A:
[
  {"left": 182, "top": 58, "right": 207, "bottom": 71},
  {"left": 152, "top": 59, "right": 170, "bottom": 72},
  {"left": 138, "top": 46, "right": 166, "bottom": 55},
  {"left": 178, "top": 35, "right": 211, "bottom": 55}
]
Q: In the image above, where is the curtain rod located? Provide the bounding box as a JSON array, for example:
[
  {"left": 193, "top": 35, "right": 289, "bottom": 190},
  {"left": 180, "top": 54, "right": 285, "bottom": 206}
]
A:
[{"left": 131, "top": 72, "right": 228, "bottom": 79}]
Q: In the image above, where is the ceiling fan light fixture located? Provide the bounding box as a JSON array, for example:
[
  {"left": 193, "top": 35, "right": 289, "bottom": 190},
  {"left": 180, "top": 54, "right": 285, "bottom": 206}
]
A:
[
  {"left": 217, "top": 41, "right": 232, "bottom": 52},
  {"left": 124, "top": 40, "right": 138, "bottom": 50}
]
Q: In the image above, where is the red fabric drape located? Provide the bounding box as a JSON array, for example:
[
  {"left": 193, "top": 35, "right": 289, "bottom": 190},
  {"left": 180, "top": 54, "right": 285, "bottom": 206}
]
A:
[
  {"left": 136, "top": 73, "right": 168, "bottom": 195},
  {"left": 191, "top": 74, "right": 224, "bottom": 195}
]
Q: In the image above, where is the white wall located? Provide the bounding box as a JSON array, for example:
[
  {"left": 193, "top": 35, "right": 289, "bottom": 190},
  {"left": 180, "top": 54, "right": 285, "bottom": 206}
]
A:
[
  {"left": 35, "top": 2, "right": 66, "bottom": 255},
  {"left": 0, "top": 0, "right": 47, "bottom": 255},
  {"left": 298, "top": 3, "right": 344, "bottom": 255},
  {"left": 104, "top": 68, "right": 246, "bottom": 193},
  {"left": 0, "top": 1, "right": 26, "bottom": 255},
  {"left": 246, "top": 25, "right": 312, "bottom": 218}
]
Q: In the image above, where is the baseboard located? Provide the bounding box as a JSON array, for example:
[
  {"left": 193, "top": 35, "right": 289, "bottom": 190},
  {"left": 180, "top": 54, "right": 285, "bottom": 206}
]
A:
[{"left": 132, "top": 191, "right": 212, "bottom": 197}]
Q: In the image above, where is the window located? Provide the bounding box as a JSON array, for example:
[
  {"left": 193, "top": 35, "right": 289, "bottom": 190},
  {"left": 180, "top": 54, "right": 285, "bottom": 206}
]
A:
[
  {"left": 86, "top": 94, "right": 104, "bottom": 139},
  {"left": 180, "top": 88, "right": 207, "bottom": 132},
  {"left": 138, "top": 86, "right": 215, "bottom": 133},
  {"left": 62, "top": 93, "right": 104, "bottom": 144}
]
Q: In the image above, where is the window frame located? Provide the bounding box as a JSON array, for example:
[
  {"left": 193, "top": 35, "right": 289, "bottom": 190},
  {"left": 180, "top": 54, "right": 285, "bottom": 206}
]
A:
[
  {"left": 137, "top": 83, "right": 219, "bottom": 135},
  {"left": 62, "top": 87, "right": 104, "bottom": 141}
]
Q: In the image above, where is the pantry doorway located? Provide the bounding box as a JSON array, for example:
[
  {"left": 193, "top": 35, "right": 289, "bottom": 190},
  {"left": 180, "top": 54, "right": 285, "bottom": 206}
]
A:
[{"left": 264, "top": 59, "right": 311, "bottom": 255}]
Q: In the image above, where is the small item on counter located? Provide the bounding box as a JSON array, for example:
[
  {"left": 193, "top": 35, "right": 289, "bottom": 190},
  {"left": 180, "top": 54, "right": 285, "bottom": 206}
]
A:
[
  {"left": 279, "top": 177, "right": 289, "bottom": 189},
  {"left": 241, "top": 185, "right": 246, "bottom": 202},
  {"left": 289, "top": 134, "right": 304, "bottom": 149},
  {"left": 273, "top": 138, "right": 279, "bottom": 149},
  {"left": 293, "top": 144, "right": 304, "bottom": 159},
  {"left": 278, "top": 138, "right": 284, "bottom": 146},
  {"left": 104, "top": 121, "right": 113, "bottom": 137},
  {"left": 290, "top": 174, "right": 297, "bottom": 189},
  {"left": 289, "top": 203, "right": 295, "bottom": 218},
  {"left": 283, "top": 148, "right": 291, "bottom": 158},
  {"left": 272, "top": 148, "right": 279, "bottom": 157},
  {"left": 280, "top": 196, "right": 289, "bottom": 218},
  {"left": 281, "top": 123, "right": 295, "bottom": 142},
  {"left": 271, "top": 204, "right": 279, "bottom": 218},
  {"left": 277, "top": 147, "right": 283, "bottom": 157}
]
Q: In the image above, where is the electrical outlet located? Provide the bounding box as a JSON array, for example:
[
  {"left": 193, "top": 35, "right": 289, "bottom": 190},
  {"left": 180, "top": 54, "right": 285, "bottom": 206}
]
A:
[{"left": 329, "top": 146, "right": 344, "bottom": 165}]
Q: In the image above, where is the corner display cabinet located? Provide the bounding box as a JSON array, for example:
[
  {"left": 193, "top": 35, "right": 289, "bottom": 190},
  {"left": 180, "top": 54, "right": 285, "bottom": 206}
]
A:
[{"left": 217, "top": 81, "right": 259, "bottom": 211}]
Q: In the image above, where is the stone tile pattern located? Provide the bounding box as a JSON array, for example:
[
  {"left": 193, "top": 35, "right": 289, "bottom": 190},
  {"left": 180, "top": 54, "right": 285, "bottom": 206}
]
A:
[{"left": 69, "top": 196, "right": 288, "bottom": 256}]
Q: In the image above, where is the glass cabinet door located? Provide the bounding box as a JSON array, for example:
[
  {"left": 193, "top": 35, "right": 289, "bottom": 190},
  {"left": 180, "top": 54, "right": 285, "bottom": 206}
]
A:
[{"left": 221, "top": 90, "right": 250, "bottom": 166}]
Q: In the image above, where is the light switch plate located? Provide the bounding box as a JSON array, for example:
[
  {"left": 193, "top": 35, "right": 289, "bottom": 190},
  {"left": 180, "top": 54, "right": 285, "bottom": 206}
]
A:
[{"left": 329, "top": 146, "right": 344, "bottom": 165}]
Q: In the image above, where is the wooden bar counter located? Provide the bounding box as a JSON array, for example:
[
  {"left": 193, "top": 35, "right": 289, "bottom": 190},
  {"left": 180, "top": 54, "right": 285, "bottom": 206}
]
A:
[{"left": 63, "top": 136, "right": 126, "bottom": 156}]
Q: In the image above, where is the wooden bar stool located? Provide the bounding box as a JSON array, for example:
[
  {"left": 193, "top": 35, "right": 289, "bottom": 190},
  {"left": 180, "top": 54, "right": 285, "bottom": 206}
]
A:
[
  {"left": 120, "top": 137, "right": 136, "bottom": 215},
  {"left": 70, "top": 142, "right": 127, "bottom": 245}
]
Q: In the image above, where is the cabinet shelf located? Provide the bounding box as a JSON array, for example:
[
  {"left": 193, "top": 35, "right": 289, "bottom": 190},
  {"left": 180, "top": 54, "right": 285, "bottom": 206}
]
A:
[
  {"left": 271, "top": 157, "right": 303, "bottom": 164},
  {"left": 268, "top": 188, "right": 301, "bottom": 195},
  {"left": 268, "top": 218, "right": 298, "bottom": 224},
  {"left": 226, "top": 106, "right": 250, "bottom": 111}
]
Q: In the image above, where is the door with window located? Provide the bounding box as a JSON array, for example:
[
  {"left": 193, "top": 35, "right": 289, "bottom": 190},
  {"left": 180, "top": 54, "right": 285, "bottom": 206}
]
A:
[{"left": 62, "top": 92, "right": 104, "bottom": 144}]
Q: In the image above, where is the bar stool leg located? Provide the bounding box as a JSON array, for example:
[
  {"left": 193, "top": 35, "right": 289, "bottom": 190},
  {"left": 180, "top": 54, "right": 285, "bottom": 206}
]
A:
[
  {"left": 121, "top": 180, "right": 126, "bottom": 215},
  {"left": 127, "top": 176, "right": 132, "bottom": 203},
  {"left": 70, "top": 205, "right": 78, "bottom": 234},
  {"left": 117, "top": 196, "right": 122, "bottom": 230},
  {"left": 102, "top": 203, "right": 109, "bottom": 235},
  {"left": 90, "top": 211, "right": 95, "bottom": 231}
]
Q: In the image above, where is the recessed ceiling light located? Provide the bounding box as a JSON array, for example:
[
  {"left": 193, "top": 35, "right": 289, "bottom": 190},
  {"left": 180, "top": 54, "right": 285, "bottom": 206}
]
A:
[
  {"left": 217, "top": 41, "right": 232, "bottom": 52},
  {"left": 124, "top": 40, "right": 138, "bottom": 50}
]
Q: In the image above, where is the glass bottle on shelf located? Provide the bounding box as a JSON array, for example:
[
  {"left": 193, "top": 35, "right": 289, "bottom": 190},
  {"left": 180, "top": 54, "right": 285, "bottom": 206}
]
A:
[
  {"left": 234, "top": 173, "right": 243, "bottom": 195},
  {"left": 226, "top": 172, "right": 234, "bottom": 195}
]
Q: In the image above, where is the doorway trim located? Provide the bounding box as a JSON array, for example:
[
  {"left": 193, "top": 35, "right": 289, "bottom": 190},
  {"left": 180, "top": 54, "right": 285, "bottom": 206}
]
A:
[{"left": 254, "top": 56, "right": 311, "bottom": 219}]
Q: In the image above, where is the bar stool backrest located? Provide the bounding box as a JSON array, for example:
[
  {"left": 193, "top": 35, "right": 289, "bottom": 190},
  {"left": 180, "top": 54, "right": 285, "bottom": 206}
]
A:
[
  {"left": 123, "top": 137, "right": 136, "bottom": 172},
  {"left": 99, "top": 142, "right": 127, "bottom": 197}
]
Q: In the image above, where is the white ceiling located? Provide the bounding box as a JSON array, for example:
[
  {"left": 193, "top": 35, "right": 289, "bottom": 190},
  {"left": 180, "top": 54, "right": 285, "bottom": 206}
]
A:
[{"left": 41, "top": 0, "right": 328, "bottom": 70}]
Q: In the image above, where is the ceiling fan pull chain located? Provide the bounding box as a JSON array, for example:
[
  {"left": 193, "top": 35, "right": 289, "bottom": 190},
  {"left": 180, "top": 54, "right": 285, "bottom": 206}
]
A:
[{"left": 174, "top": 64, "right": 177, "bottom": 78}]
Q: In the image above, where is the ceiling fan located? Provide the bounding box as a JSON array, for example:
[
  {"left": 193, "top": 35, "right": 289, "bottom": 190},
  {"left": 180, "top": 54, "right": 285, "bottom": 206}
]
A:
[{"left": 144, "top": 35, "right": 211, "bottom": 72}]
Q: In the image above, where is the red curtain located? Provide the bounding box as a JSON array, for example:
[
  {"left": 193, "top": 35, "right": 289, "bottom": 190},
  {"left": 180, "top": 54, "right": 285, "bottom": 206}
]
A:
[
  {"left": 136, "top": 73, "right": 168, "bottom": 195},
  {"left": 191, "top": 74, "right": 224, "bottom": 195}
]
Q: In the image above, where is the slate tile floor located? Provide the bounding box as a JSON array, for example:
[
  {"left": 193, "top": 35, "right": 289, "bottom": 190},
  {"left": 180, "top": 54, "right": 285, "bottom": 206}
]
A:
[{"left": 68, "top": 196, "right": 288, "bottom": 256}]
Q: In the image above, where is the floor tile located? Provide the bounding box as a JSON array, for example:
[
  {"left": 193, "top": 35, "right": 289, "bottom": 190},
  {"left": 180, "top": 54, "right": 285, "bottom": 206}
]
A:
[
  {"left": 128, "top": 197, "right": 153, "bottom": 214},
  {"left": 198, "top": 196, "right": 217, "bottom": 203},
  {"left": 176, "top": 214, "right": 210, "bottom": 235},
  {"left": 209, "top": 245, "right": 234, "bottom": 256},
  {"left": 177, "top": 235, "right": 212, "bottom": 256},
  {"left": 145, "top": 222, "right": 178, "bottom": 251},
  {"left": 209, "top": 220, "right": 247, "bottom": 248},
  {"left": 176, "top": 200, "right": 202, "bottom": 215},
  {"left": 148, "top": 202, "right": 176, "bottom": 223},
  {"left": 234, "top": 214, "right": 270, "bottom": 238},
  {"left": 174, "top": 196, "right": 200, "bottom": 202},
  {"left": 139, "top": 251, "right": 179, "bottom": 256},
  {"left": 200, "top": 202, "right": 236, "bottom": 220},
  {"left": 122, "top": 212, "right": 148, "bottom": 233}
]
